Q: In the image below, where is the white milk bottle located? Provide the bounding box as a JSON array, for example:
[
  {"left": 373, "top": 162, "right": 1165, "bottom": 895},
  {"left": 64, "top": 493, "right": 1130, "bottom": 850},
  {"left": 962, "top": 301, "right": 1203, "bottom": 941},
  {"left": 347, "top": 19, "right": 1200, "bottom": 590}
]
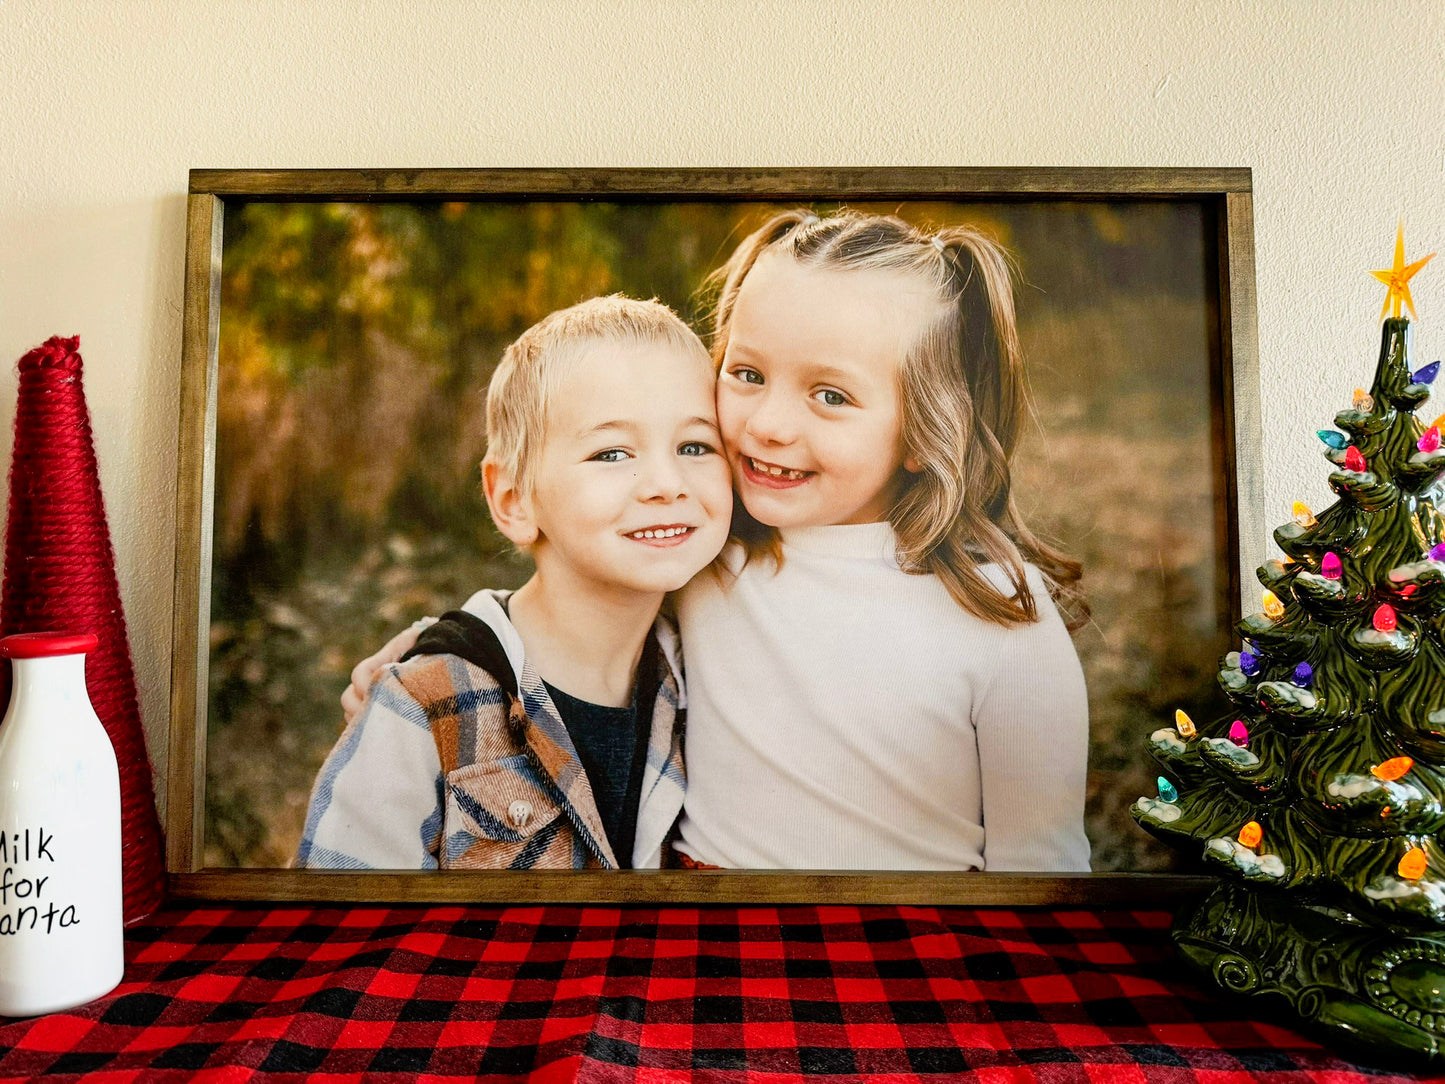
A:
[{"left": 0, "top": 631, "right": 123, "bottom": 1016}]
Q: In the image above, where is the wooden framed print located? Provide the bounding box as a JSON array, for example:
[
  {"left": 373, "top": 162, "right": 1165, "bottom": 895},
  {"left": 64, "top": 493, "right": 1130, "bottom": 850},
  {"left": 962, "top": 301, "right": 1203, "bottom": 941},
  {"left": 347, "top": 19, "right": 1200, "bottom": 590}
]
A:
[{"left": 168, "top": 167, "right": 1258, "bottom": 904}]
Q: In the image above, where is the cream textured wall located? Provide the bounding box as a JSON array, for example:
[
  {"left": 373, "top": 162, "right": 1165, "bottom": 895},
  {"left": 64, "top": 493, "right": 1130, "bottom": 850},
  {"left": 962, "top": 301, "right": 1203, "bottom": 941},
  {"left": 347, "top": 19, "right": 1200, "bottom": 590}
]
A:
[{"left": 1, "top": 1, "right": 1443, "bottom": 813}]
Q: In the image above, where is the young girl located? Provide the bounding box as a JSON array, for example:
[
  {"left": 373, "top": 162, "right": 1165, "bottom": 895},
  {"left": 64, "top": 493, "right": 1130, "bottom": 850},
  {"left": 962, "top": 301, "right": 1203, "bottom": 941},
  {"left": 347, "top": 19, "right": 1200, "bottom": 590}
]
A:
[
  {"left": 670, "top": 210, "right": 1089, "bottom": 872},
  {"left": 344, "top": 209, "right": 1091, "bottom": 872}
]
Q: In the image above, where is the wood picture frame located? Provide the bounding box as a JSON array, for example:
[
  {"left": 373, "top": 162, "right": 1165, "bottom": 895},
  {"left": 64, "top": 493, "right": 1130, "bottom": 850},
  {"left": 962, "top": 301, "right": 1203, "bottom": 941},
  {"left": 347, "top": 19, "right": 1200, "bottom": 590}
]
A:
[{"left": 168, "top": 167, "right": 1260, "bottom": 905}]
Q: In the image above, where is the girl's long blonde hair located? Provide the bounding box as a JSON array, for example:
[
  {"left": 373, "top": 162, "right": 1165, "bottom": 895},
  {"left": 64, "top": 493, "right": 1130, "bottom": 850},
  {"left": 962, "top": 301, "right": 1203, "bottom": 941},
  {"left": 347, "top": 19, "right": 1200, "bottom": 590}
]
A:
[{"left": 706, "top": 209, "right": 1086, "bottom": 629}]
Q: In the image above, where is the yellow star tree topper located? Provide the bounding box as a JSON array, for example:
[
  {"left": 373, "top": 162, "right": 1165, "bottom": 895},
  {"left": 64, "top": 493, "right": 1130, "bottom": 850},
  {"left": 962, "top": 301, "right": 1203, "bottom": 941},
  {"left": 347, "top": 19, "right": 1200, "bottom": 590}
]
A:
[{"left": 1372, "top": 221, "right": 1435, "bottom": 319}]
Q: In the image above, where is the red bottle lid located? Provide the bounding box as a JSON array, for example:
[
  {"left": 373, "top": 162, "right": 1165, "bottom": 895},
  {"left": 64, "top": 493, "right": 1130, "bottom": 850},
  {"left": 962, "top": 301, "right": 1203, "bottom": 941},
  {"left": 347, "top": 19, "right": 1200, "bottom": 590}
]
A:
[{"left": 0, "top": 631, "right": 99, "bottom": 658}]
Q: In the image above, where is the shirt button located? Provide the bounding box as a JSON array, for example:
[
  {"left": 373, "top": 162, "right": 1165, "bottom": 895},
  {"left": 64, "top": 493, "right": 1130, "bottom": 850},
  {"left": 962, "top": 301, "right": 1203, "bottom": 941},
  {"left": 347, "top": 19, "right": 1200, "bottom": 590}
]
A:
[{"left": 508, "top": 800, "right": 533, "bottom": 828}]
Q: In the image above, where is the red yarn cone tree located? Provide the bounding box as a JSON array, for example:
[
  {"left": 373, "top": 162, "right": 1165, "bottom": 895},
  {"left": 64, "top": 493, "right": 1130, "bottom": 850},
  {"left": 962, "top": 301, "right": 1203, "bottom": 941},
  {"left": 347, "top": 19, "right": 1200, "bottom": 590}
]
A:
[{"left": 0, "top": 336, "right": 165, "bottom": 924}]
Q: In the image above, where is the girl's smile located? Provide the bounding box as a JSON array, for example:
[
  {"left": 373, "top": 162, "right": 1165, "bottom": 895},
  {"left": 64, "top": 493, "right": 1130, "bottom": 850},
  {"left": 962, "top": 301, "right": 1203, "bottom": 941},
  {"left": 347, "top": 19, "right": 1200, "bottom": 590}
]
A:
[{"left": 740, "top": 455, "right": 814, "bottom": 487}]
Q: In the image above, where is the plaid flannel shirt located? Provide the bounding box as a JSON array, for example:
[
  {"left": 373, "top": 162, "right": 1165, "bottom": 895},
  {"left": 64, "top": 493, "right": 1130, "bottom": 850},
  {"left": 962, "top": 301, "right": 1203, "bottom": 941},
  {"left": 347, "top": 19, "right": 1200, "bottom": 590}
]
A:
[{"left": 295, "top": 590, "right": 687, "bottom": 870}]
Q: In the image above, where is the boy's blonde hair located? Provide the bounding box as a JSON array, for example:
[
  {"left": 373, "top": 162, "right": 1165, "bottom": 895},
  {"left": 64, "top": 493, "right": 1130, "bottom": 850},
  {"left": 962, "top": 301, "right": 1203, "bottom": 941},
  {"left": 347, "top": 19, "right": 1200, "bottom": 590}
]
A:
[
  {"left": 483, "top": 294, "right": 711, "bottom": 496},
  {"left": 706, "top": 209, "right": 1086, "bottom": 630}
]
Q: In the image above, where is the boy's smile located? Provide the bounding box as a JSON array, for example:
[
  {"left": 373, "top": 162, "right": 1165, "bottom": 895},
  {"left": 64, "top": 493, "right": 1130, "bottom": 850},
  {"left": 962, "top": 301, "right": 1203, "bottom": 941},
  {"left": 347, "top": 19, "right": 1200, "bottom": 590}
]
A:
[{"left": 623, "top": 523, "right": 699, "bottom": 545}]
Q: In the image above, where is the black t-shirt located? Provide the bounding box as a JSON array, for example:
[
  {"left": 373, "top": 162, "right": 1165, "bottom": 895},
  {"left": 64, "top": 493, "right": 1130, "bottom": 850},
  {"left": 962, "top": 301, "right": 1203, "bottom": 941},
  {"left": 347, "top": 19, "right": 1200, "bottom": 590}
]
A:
[{"left": 542, "top": 681, "right": 648, "bottom": 868}]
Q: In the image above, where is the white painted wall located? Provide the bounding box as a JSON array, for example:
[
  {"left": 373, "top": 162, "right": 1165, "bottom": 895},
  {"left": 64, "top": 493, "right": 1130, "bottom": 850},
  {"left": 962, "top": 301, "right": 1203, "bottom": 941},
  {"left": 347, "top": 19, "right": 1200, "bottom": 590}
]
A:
[{"left": 2, "top": 1, "right": 1443, "bottom": 811}]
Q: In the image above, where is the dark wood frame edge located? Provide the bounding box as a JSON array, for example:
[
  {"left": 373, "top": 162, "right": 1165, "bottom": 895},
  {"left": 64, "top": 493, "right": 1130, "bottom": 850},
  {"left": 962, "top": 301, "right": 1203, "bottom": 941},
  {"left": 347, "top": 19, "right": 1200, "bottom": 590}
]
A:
[
  {"left": 169, "top": 870, "right": 1213, "bottom": 907},
  {"left": 188, "top": 166, "right": 1254, "bottom": 200}
]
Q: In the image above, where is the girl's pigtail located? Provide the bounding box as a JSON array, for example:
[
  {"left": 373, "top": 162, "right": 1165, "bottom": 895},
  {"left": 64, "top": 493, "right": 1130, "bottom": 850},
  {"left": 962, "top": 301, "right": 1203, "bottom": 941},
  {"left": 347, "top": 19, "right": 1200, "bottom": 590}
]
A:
[{"left": 895, "top": 227, "right": 1088, "bottom": 630}]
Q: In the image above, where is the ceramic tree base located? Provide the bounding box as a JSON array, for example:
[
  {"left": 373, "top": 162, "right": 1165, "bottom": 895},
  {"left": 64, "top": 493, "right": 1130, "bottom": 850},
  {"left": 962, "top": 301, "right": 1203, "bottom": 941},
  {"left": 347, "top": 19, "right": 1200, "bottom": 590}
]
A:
[{"left": 1175, "top": 880, "right": 1445, "bottom": 1070}]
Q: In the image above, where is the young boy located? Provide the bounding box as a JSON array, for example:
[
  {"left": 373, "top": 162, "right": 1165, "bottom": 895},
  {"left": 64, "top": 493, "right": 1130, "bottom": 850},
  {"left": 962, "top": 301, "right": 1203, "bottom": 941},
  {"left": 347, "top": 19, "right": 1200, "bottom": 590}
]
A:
[{"left": 295, "top": 296, "right": 733, "bottom": 870}]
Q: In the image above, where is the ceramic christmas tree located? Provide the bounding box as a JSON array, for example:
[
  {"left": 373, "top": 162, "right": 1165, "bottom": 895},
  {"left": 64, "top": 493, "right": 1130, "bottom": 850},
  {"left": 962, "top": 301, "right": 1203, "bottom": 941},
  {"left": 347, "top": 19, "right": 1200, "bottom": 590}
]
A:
[{"left": 1134, "top": 226, "right": 1445, "bottom": 1066}]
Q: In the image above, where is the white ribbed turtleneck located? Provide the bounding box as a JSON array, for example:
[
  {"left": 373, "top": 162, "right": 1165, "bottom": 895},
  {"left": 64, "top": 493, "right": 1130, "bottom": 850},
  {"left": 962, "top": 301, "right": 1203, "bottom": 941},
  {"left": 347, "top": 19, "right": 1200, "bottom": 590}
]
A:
[{"left": 673, "top": 522, "right": 1090, "bottom": 871}]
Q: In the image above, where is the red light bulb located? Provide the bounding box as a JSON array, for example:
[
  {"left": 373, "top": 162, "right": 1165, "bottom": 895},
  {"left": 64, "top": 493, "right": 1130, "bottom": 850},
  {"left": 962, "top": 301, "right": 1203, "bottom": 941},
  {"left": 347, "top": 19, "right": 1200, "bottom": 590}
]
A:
[
  {"left": 1373, "top": 604, "right": 1398, "bottom": 633},
  {"left": 1344, "top": 446, "right": 1368, "bottom": 473}
]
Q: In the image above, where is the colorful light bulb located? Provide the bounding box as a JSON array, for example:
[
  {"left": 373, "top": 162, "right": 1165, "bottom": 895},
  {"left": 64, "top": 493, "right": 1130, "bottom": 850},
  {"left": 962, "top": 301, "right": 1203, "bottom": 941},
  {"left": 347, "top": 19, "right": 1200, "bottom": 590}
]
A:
[
  {"left": 1420, "top": 427, "right": 1442, "bottom": 454},
  {"left": 1238, "top": 821, "right": 1263, "bottom": 848},
  {"left": 1372, "top": 757, "right": 1414, "bottom": 781},
  {"left": 1353, "top": 388, "right": 1374, "bottom": 412},
  {"left": 1344, "top": 446, "right": 1368, "bottom": 473},
  {"left": 1293, "top": 662, "right": 1314, "bottom": 687},
  {"left": 1317, "top": 429, "right": 1348, "bottom": 450},
  {"left": 1239, "top": 650, "right": 1260, "bottom": 676},
  {"left": 1292, "top": 501, "right": 1317, "bottom": 528},
  {"left": 1431, "top": 542, "right": 1445, "bottom": 562},
  {"left": 1262, "top": 590, "right": 1285, "bottom": 620},
  {"left": 1229, "top": 720, "right": 1249, "bottom": 747},
  {"left": 1373, "top": 604, "right": 1398, "bottom": 633},
  {"left": 1157, "top": 777, "right": 1178, "bottom": 803},
  {"left": 1322, "top": 552, "right": 1343, "bottom": 579},
  {"left": 1415, "top": 362, "right": 1440, "bottom": 385},
  {"left": 1174, "top": 708, "right": 1196, "bottom": 739},
  {"left": 1402, "top": 584, "right": 1419, "bottom": 598},
  {"left": 1434, "top": 414, "right": 1445, "bottom": 432},
  {"left": 1400, "top": 847, "right": 1428, "bottom": 881}
]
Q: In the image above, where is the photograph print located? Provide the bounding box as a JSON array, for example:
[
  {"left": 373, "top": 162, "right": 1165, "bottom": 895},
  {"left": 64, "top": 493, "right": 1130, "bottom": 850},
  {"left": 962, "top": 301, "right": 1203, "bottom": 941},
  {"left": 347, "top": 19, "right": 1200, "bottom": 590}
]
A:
[{"left": 182, "top": 171, "right": 1247, "bottom": 887}]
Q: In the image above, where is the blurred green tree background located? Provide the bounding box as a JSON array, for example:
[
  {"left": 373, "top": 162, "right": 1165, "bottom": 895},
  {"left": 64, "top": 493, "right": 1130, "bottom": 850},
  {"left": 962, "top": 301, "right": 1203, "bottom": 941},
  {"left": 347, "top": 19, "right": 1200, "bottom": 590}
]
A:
[{"left": 206, "top": 198, "right": 1231, "bottom": 870}]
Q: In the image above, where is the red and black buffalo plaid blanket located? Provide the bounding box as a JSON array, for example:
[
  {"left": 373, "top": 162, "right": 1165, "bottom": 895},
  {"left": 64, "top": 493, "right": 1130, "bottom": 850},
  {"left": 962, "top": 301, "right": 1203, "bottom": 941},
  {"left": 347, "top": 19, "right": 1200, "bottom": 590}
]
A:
[{"left": 0, "top": 904, "right": 1435, "bottom": 1082}]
